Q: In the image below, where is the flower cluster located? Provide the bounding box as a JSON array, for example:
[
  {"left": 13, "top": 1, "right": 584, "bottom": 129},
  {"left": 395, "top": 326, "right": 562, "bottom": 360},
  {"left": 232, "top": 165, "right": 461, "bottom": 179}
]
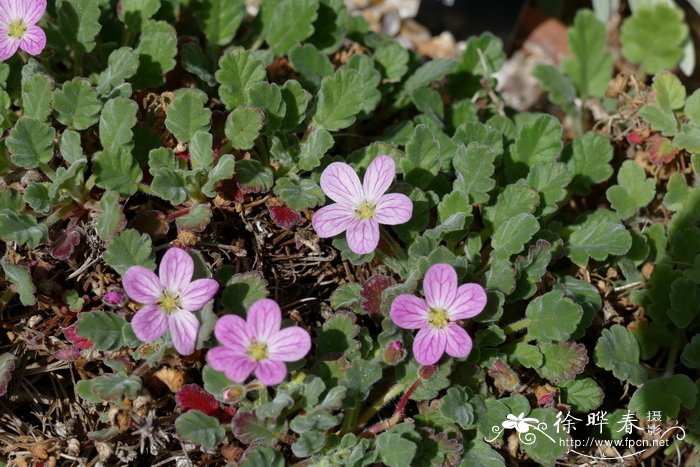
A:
[{"left": 123, "top": 248, "right": 311, "bottom": 386}]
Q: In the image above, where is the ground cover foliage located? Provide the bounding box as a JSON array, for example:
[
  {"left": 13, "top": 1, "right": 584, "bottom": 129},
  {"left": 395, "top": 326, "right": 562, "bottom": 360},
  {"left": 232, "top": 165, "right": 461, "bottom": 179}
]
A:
[{"left": 0, "top": 0, "right": 699, "bottom": 465}]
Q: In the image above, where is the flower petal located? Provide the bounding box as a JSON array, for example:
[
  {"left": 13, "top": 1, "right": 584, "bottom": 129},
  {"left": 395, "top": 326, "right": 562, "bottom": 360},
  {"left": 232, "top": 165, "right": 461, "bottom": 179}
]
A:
[
  {"left": 23, "top": 0, "right": 46, "bottom": 24},
  {"left": 122, "top": 266, "right": 162, "bottom": 304},
  {"left": 447, "top": 283, "right": 487, "bottom": 320},
  {"left": 131, "top": 304, "right": 167, "bottom": 342},
  {"left": 207, "top": 348, "right": 255, "bottom": 383},
  {"left": 179, "top": 278, "right": 219, "bottom": 311},
  {"left": 412, "top": 327, "right": 447, "bottom": 365},
  {"left": 159, "top": 248, "right": 194, "bottom": 292},
  {"left": 267, "top": 327, "right": 311, "bottom": 361},
  {"left": 320, "top": 161, "right": 363, "bottom": 205},
  {"left": 311, "top": 203, "right": 354, "bottom": 238},
  {"left": 362, "top": 155, "right": 395, "bottom": 202},
  {"left": 423, "top": 263, "right": 458, "bottom": 309},
  {"left": 247, "top": 298, "right": 282, "bottom": 342},
  {"left": 346, "top": 218, "right": 379, "bottom": 255},
  {"left": 0, "top": 0, "right": 20, "bottom": 23},
  {"left": 444, "top": 324, "right": 473, "bottom": 359},
  {"left": 390, "top": 294, "right": 429, "bottom": 329},
  {"left": 373, "top": 193, "right": 413, "bottom": 225},
  {"left": 0, "top": 37, "right": 19, "bottom": 61},
  {"left": 254, "top": 359, "right": 287, "bottom": 386},
  {"left": 19, "top": 25, "right": 45, "bottom": 56},
  {"left": 213, "top": 314, "right": 250, "bottom": 351},
  {"left": 168, "top": 310, "right": 199, "bottom": 355}
]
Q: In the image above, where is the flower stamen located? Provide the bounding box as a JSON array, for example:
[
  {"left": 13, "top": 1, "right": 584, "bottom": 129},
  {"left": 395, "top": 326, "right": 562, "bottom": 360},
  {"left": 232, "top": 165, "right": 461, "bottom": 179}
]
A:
[
  {"left": 247, "top": 341, "right": 268, "bottom": 361},
  {"left": 427, "top": 307, "right": 449, "bottom": 329},
  {"left": 354, "top": 201, "right": 376, "bottom": 220},
  {"left": 7, "top": 19, "right": 27, "bottom": 40},
  {"left": 158, "top": 292, "right": 181, "bottom": 315}
]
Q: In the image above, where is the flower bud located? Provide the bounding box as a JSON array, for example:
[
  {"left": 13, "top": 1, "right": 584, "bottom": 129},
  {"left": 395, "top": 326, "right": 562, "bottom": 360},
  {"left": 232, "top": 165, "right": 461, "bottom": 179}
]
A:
[
  {"left": 383, "top": 340, "right": 405, "bottom": 365},
  {"left": 222, "top": 385, "right": 246, "bottom": 403},
  {"left": 102, "top": 287, "right": 127, "bottom": 307},
  {"left": 419, "top": 364, "right": 438, "bottom": 380}
]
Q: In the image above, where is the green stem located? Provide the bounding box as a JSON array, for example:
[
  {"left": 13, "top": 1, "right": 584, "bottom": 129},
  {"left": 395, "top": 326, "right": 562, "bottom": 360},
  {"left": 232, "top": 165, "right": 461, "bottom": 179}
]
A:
[
  {"left": 503, "top": 318, "right": 530, "bottom": 335},
  {"left": 664, "top": 336, "right": 683, "bottom": 377},
  {"left": 138, "top": 183, "right": 156, "bottom": 196},
  {"left": 38, "top": 163, "right": 56, "bottom": 182},
  {"left": 255, "top": 137, "right": 270, "bottom": 166},
  {"left": 354, "top": 382, "right": 406, "bottom": 430},
  {"left": 45, "top": 203, "right": 77, "bottom": 227}
]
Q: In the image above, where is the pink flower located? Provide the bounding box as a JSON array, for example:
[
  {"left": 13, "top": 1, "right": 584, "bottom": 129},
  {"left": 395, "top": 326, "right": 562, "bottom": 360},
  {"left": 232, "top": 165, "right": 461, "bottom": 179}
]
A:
[
  {"left": 0, "top": 0, "right": 46, "bottom": 61},
  {"left": 122, "top": 248, "right": 219, "bottom": 355},
  {"left": 390, "top": 263, "right": 487, "bottom": 365},
  {"left": 207, "top": 298, "right": 311, "bottom": 386},
  {"left": 312, "top": 155, "right": 412, "bottom": 255}
]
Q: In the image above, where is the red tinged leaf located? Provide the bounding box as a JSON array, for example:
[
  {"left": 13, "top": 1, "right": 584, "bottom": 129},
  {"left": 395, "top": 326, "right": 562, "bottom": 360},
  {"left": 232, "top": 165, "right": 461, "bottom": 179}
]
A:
[
  {"left": 63, "top": 323, "right": 93, "bottom": 349},
  {"left": 360, "top": 275, "right": 396, "bottom": 315},
  {"left": 50, "top": 222, "right": 83, "bottom": 260},
  {"left": 176, "top": 384, "right": 219, "bottom": 416},
  {"left": 54, "top": 346, "right": 81, "bottom": 361},
  {"left": 488, "top": 359, "right": 521, "bottom": 392},
  {"left": 175, "top": 151, "right": 190, "bottom": 163},
  {"left": 626, "top": 130, "right": 646, "bottom": 145},
  {"left": 537, "top": 391, "right": 556, "bottom": 408},
  {"left": 268, "top": 205, "right": 301, "bottom": 229},
  {"left": 647, "top": 135, "right": 679, "bottom": 165}
]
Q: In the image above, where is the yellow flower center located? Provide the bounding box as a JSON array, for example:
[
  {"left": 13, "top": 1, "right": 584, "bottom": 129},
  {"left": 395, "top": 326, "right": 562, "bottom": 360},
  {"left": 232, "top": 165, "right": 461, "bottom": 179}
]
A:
[
  {"left": 7, "top": 20, "right": 27, "bottom": 40},
  {"left": 247, "top": 341, "right": 268, "bottom": 361},
  {"left": 428, "top": 308, "right": 449, "bottom": 329},
  {"left": 158, "top": 292, "right": 181, "bottom": 315},
  {"left": 355, "top": 202, "right": 375, "bottom": 220}
]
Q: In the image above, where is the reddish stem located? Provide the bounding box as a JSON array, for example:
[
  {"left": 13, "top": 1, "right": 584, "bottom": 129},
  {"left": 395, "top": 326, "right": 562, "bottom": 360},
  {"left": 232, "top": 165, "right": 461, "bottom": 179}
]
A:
[{"left": 362, "top": 377, "right": 422, "bottom": 436}]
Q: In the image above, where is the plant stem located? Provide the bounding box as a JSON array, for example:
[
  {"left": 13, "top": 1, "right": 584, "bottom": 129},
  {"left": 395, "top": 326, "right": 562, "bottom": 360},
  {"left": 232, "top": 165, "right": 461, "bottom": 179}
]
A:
[
  {"left": 354, "top": 382, "right": 405, "bottom": 430},
  {"left": 503, "top": 318, "right": 530, "bottom": 335},
  {"left": 38, "top": 163, "right": 56, "bottom": 182},
  {"left": 255, "top": 137, "right": 270, "bottom": 166},
  {"left": 664, "top": 336, "right": 683, "bottom": 377},
  {"left": 362, "top": 377, "right": 422, "bottom": 436}
]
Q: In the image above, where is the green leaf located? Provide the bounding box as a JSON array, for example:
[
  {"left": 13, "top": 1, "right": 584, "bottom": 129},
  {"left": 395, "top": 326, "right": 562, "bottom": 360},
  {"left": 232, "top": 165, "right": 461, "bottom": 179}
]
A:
[
  {"left": 553, "top": 276, "right": 600, "bottom": 339},
  {"left": 96, "top": 191, "right": 125, "bottom": 241},
  {"left": 669, "top": 277, "right": 700, "bottom": 328},
  {"left": 225, "top": 105, "right": 263, "bottom": 150},
  {"left": 134, "top": 21, "right": 178, "bottom": 88},
  {"left": 459, "top": 440, "right": 505, "bottom": 467},
  {"left": 190, "top": 131, "right": 214, "bottom": 170},
  {"left": 245, "top": 82, "right": 286, "bottom": 131},
  {"left": 60, "top": 130, "right": 85, "bottom": 165},
  {"left": 196, "top": 0, "right": 246, "bottom": 47},
  {"left": 402, "top": 124, "right": 440, "bottom": 186},
  {"left": 297, "top": 127, "right": 333, "bottom": 171},
  {"left": 674, "top": 124, "right": 700, "bottom": 153},
  {"left": 176, "top": 204, "right": 212, "bottom": 232},
  {"left": 21, "top": 73, "right": 53, "bottom": 121},
  {"left": 1, "top": 259, "right": 36, "bottom": 306},
  {"left": 567, "top": 217, "right": 632, "bottom": 267},
  {"left": 605, "top": 160, "right": 656, "bottom": 219},
  {"left": 53, "top": 78, "right": 102, "bottom": 130},
  {"left": 291, "top": 431, "right": 326, "bottom": 457},
  {"left": 374, "top": 42, "right": 409, "bottom": 82},
  {"left": 490, "top": 213, "right": 539, "bottom": 260},
  {"left": 376, "top": 432, "right": 417, "bottom": 467},
  {"left": 118, "top": 0, "right": 160, "bottom": 30},
  {"left": 511, "top": 239, "right": 552, "bottom": 301},
  {"left": 57, "top": 0, "right": 102, "bottom": 53},
  {"left": 639, "top": 104, "right": 677, "bottom": 136},
  {"left": 104, "top": 229, "right": 156, "bottom": 275},
  {"left": 151, "top": 168, "right": 188, "bottom": 205},
  {"left": 165, "top": 89, "right": 212, "bottom": 143},
  {"left": 95, "top": 47, "right": 140, "bottom": 95},
  {"left": 485, "top": 185, "right": 539, "bottom": 230},
  {"left": 521, "top": 409, "right": 569, "bottom": 465},
  {"left": 403, "top": 58, "right": 457, "bottom": 95},
  {"left": 23, "top": 183, "right": 51, "bottom": 214},
  {"left": 507, "top": 114, "right": 562, "bottom": 179},
  {"left": 308, "top": 0, "right": 347, "bottom": 53},
  {"left": 628, "top": 374, "right": 697, "bottom": 421},
  {"left": 202, "top": 154, "right": 235, "bottom": 198},
  {"left": 90, "top": 374, "right": 142, "bottom": 401},
  {"left": 505, "top": 342, "right": 543, "bottom": 369},
  {"left": 176, "top": 410, "right": 225, "bottom": 450},
  {"left": 439, "top": 387, "right": 474, "bottom": 429},
  {"left": 558, "top": 378, "right": 604, "bottom": 413},
  {"left": 221, "top": 273, "right": 269, "bottom": 314},
  {"left": 216, "top": 47, "right": 267, "bottom": 110},
  {"left": 532, "top": 64, "right": 577, "bottom": 114},
  {"left": 99, "top": 97, "right": 138, "bottom": 152},
  {"left": 266, "top": 0, "right": 319, "bottom": 55},
  {"left": 289, "top": 44, "right": 334, "bottom": 91},
  {"left": 312, "top": 67, "right": 364, "bottom": 131},
  {"left": 653, "top": 72, "right": 686, "bottom": 111},
  {"left": 536, "top": 341, "right": 588, "bottom": 382},
  {"left": 594, "top": 324, "right": 647, "bottom": 386},
  {"left": 242, "top": 447, "right": 286, "bottom": 467},
  {"left": 685, "top": 89, "right": 700, "bottom": 126},
  {"left": 621, "top": 4, "right": 688, "bottom": 74},
  {"left": 273, "top": 177, "right": 325, "bottom": 210},
  {"left": 6, "top": 117, "right": 55, "bottom": 169},
  {"left": 526, "top": 291, "right": 583, "bottom": 343},
  {"left": 526, "top": 162, "right": 572, "bottom": 216},
  {"left": 237, "top": 159, "right": 273, "bottom": 192},
  {"left": 560, "top": 9, "right": 613, "bottom": 99},
  {"left": 681, "top": 334, "right": 700, "bottom": 368},
  {"left": 77, "top": 311, "right": 127, "bottom": 350},
  {"left": 181, "top": 42, "right": 217, "bottom": 87},
  {"left": 280, "top": 80, "right": 312, "bottom": 128},
  {"left": 566, "top": 132, "right": 614, "bottom": 195},
  {"left": 346, "top": 54, "right": 381, "bottom": 116},
  {"left": 453, "top": 142, "right": 497, "bottom": 204},
  {"left": 458, "top": 32, "right": 505, "bottom": 77},
  {"left": 0, "top": 210, "right": 47, "bottom": 248},
  {"left": 92, "top": 149, "right": 142, "bottom": 196}
]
